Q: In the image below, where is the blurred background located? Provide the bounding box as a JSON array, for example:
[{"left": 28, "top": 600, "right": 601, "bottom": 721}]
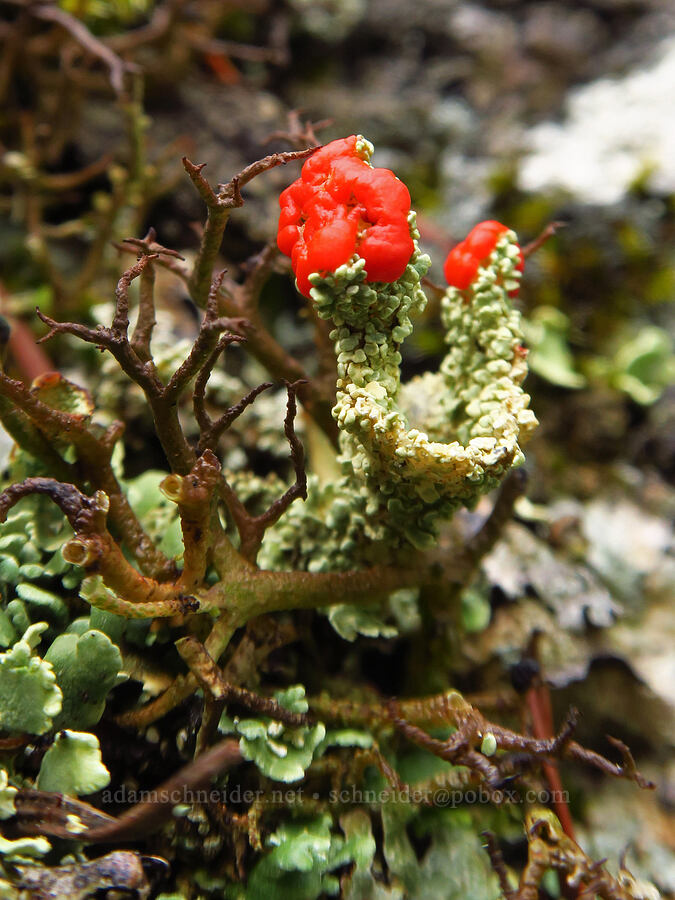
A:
[
  {"left": 1, "top": 0, "right": 674, "bottom": 471},
  {"left": 0, "top": 0, "right": 674, "bottom": 894}
]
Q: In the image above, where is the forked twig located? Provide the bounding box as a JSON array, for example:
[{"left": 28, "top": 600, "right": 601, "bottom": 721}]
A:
[
  {"left": 30, "top": 3, "right": 137, "bottom": 96},
  {"left": 183, "top": 147, "right": 316, "bottom": 309},
  {"left": 176, "top": 636, "right": 308, "bottom": 727},
  {"left": 217, "top": 379, "right": 307, "bottom": 562},
  {"left": 36, "top": 264, "right": 247, "bottom": 475}
]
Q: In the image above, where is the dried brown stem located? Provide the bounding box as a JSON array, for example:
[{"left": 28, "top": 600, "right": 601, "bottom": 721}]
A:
[
  {"left": 219, "top": 379, "right": 307, "bottom": 562},
  {"left": 130, "top": 233, "right": 158, "bottom": 362},
  {"left": 175, "top": 636, "right": 308, "bottom": 727},
  {"left": 30, "top": 4, "right": 136, "bottom": 97},
  {"left": 0, "top": 368, "right": 171, "bottom": 576},
  {"left": 507, "top": 809, "right": 637, "bottom": 900},
  {"left": 184, "top": 147, "right": 316, "bottom": 310},
  {"left": 482, "top": 832, "right": 516, "bottom": 900},
  {"left": 161, "top": 450, "right": 222, "bottom": 590},
  {"left": 0, "top": 394, "right": 75, "bottom": 482},
  {"left": 119, "top": 232, "right": 186, "bottom": 261},
  {"left": 565, "top": 737, "right": 653, "bottom": 790},
  {"left": 309, "top": 689, "right": 477, "bottom": 729},
  {"left": 35, "top": 260, "right": 250, "bottom": 475},
  {"left": 16, "top": 739, "right": 243, "bottom": 844},
  {"left": 522, "top": 221, "right": 566, "bottom": 259},
  {"left": 114, "top": 234, "right": 190, "bottom": 282},
  {"left": 390, "top": 704, "right": 502, "bottom": 789},
  {"left": 197, "top": 376, "right": 274, "bottom": 453},
  {"left": 0, "top": 477, "right": 197, "bottom": 617},
  {"left": 218, "top": 245, "right": 338, "bottom": 445},
  {"left": 390, "top": 697, "right": 653, "bottom": 794},
  {"left": 182, "top": 158, "right": 235, "bottom": 310},
  {"left": 192, "top": 333, "right": 247, "bottom": 434},
  {"left": 265, "top": 111, "right": 331, "bottom": 150},
  {"left": 163, "top": 271, "right": 249, "bottom": 404},
  {"left": 0, "top": 477, "right": 103, "bottom": 531},
  {"left": 218, "top": 148, "right": 318, "bottom": 199}
]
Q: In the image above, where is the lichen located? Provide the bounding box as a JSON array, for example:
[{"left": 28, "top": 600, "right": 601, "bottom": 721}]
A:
[
  {"left": 263, "top": 224, "right": 536, "bottom": 575},
  {"left": 44, "top": 628, "right": 125, "bottom": 729},
  {"left": 36, "top": 729, "right": 110, "bottom": 796},
  {"left": 220, "top": 686, "right": 327, "bottom": 783},
  {"left": 0, "top": 622, "right": 62, "bottom": 735}
]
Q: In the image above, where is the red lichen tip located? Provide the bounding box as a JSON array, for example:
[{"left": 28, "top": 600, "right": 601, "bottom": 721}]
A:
[
  {"left": 443, "top": 220, "right": 524, "bottom": 294},
  {"left": 277, "top": 135, "right": 415, "bottom": 297}
]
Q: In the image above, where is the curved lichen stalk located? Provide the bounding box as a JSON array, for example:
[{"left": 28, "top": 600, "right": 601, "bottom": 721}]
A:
[{"left": 270, "top": 136, "right": 537, "bottom": 563}]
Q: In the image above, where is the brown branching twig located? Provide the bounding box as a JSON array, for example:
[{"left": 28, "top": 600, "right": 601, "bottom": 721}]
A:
[
  {"left": 197, "top": 377, "right": 274, "bottom": 454},
  {"left": 183, "top": 147, "right": 316, "bottom": 310},
  {"left": 522, "top": 221, "right": 566, "bottom": 259},
  {"left": 36, "top": 257, "right": 194, "bottom": 475},
  {"left": 29, "top": 4, "right": 137, "bottom": 97},
  {"left": 0, "top": 369, "right": 112, "bottom": 461},
  {"left": 118, "top": 230, "right": 186, "bottom": 262},
  {"left": 389, "top": 698, "right": 653, "bottom": 793},
  {"left": 265, "top": 110, "right": 332, "bottom": 150},
  {"left": 389, "top": 701, "right": 503, "bottom": 790},
  {"left": 36, "top": 263, "right": 247, "bottom": 475},
  {"left": 0, "top": 477, "right": 103, "bottom": 532},
  {"left": 262, "top": 379, "right": 308, "bottom": 516},
  {"left": 0, "top": 393, "right": 76, "bottom": 483},
  {"left": 163, "top": 271, "right": 249, "bottom": 403},
  {"left": 500, "top": 808, "right": 639, "bottom": 900},
  {"left": 116, "top": 230, "right": 190, "bottom": 288},
  {"left": 218, "top": 379, "right": 307, "bottom": 563},
  {"left": 175, "top": 636, "right": 308, "bottom": 727},
  {"left": 190, "top": 308, "right": 276, "bottom": 454},
  {"left": 160, "top": 450, "right": 222, "bottom": 590},
  {"left": 16, "top": 739, "right": 243, "bottom": 844},
  {"left": 565, "top": 737, "right": 654, "bottom": 790},
  {"left": 0, "top": 367, "right": 172, "bottom": 577},
  {"left": 216, "top": 243, "right": 338, "bottom": 444},
  {"left": 0, "top": 477, "right": 199, "bottom": 618},
  {"left": 129, "top": 232, "right": 159, "bottom": 362},
  {"left": 482, "top": 832, "right": 516, "bottom": 900},
  {"left": 309, "top": 688, "right": 519, "bottom": 729},
  {"left": 218, "top": 148, "right": 320, "bottom": 200}
]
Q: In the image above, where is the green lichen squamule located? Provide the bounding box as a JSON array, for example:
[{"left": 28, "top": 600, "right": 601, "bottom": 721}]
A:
[{"left": 264, "top": 218, "right": 537, "bottom": 567}]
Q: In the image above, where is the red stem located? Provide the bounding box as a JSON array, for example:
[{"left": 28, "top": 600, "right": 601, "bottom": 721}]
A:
[{"left": 526, "top": 685, "right": 577, "bottom": 842}]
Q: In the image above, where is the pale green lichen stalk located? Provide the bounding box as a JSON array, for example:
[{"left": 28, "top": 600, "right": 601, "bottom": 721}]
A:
[
  {"left": 437, "top": 230, "right": 537, "bottom": 452},
  {"left": 265, "top": 221, "right": 537, "bottom": 566}
]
